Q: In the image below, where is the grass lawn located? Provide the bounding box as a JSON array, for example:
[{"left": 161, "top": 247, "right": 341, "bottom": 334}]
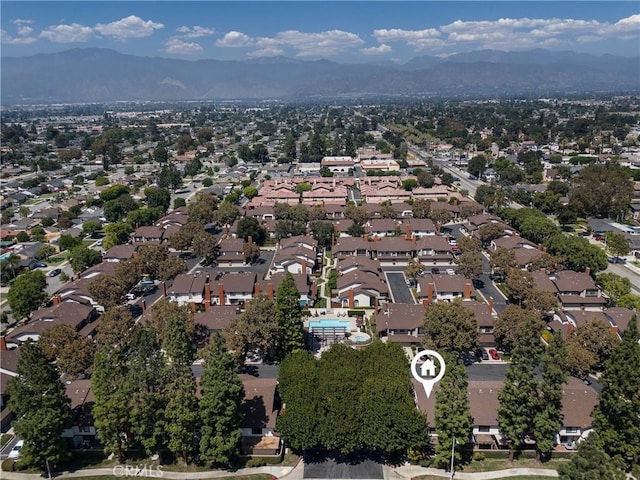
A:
[
  {"left": 416, "top": 476, "right": 554, "bottom": 480},
  {"left": 47, "top": 254, "right": 69, "bottom": 265},
  {"left": 82, "top": 239, "right": 98, "bottom": 247},
  {"left": 0, "top": 433, "right": 12, "bottom": 448},
  {"left": 68, "top": 476, "right": 276, "bottom": 480},
  {"left": 458, "top": 456, "right": 567, "bottom": 473}
]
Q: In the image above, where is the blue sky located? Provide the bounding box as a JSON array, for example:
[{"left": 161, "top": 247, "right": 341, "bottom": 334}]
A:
[{"left": 2, "top": 2, "right": 639, "bottom": 62}]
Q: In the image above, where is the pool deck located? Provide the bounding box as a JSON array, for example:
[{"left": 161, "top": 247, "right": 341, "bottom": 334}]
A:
[{"left": 305, "top": 308, "right": 360, "bottom": 332}]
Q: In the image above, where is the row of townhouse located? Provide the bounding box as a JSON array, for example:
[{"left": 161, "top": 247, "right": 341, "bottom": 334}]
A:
[
  {"left": 333, "top": 235, "right": 455, "bottom": 267},
  {"left": 466, "top": 212, "right": 640, "bottom": 337},
  {"left": 414, "top": 376, "right": 598, "bottom": 451}
]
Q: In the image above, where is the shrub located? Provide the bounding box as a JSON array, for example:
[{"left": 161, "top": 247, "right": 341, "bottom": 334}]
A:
[{"left": 1, "top": 458, "right": 15, "bottom": 472}]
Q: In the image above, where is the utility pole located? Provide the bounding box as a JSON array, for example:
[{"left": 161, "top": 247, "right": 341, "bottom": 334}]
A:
[{"left": 450, "top": 435, "right": 456, "bottom": 480}]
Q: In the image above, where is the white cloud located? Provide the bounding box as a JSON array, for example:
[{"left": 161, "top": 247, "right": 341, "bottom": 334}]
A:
[
  {"left": 176, "top": 25, "right": 215, "bottom": 38},
  {"left": 255, "top": 30, "right": 364, "bottom": 57},
  {"left": 17, "top": 25, "right": 34, "bottom": 37},
  {"left": 247, "top": 47, "right": 284, "bottom": 58},
  {"left": 94, "top": 15, "right": 163, "bottom": 39},
  {"left": 40, "top": 23, "right": 93, "bottom": 43},
  {"left": 164, "top": 38, "right": 203, "bottom": 55},
  {"left": 609, "top": 14, "right": 640, "bottom": 37},
  {"left": 361, "top": 43, "right": 392, "bottom": 55},
  {"left": 217, "top": 31, "right": 253, "bottom": 47},
  {"left": 1, "top": 29, "right": 37, "bottom": 45},
  {"left": 13, "top": 19, "right": 34, "bottom": 26},
  {"left": 373, "top": 28, "right": 442, "bottom": 50}
]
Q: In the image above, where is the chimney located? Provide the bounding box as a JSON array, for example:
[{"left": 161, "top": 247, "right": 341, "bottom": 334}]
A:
[
  {"left": 0, "top": 337, "right": 7, "bottom": 351},
  {"left": 254, "top": 283, "right": 261, "bottom": 295},
  {"left": 565, "top": 323, "right": 575, "bottom": 336},
  {"left": 405, "top": 222, "right": 410, "bottom": 238},
  {"left": 464, "top": 282, "right": 472, "bottom": 300},
  {"left": 190, "top": 302, "right": 196, "bottom": 313},
  {"left": 610, "top": 325, "right": 619, "bottom": 337},
  {"left": 538, "top": 243, "right": 543, "bottom": 251},
  {"left": 348, "top": 289, "right": 355, "bottom": 309},
  {"left": 162, "top": 281, "right": 167, "bottom": 297},
  {"left": 374, "top": 296, "right": 379, "bottom": 310},
  {"left": 132, "top": 250, "right": 139, "bottom": 258},
  {"left": 142, "top": 300, "right": 147, "bottom": 311},
  {"left": 585, "top": 266, "right": 591, "bottom": 276},
  {"left": 248, "top": 235, "right": 253, "bottom": 245},
  {"left": 267, "top": 283, "right": 274, "bottom": 300},
  {"left": 422, "top": 298, "right": 429, "bottom": 308},
  {"left": 301, "top": 259, "right": 307, "bottom": 275},
  {"left": 204, "top": 283, "right": 211, "bottom": 311},
  {"left": 53, "top": 294, "right": 61, "bottom": 306},
  {"left": 218, "top": 283, "right": 225, "bottom": 305},
  {"left": 488, "top": 296, "right": 494, "bottom": 314},
  {"left": 427, "top": 283, "right": 434, "bottom": 304}
]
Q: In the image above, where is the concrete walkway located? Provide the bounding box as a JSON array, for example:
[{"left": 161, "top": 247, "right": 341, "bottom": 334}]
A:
[
  {"left": 0, "top": 459, "right": 564, "bottom": 480},
  {"left": 0, "top": 464, "right": 296, "bottom": 480},
  {"left": 391, "top": 464, "right": 559, "bottom": 478}
]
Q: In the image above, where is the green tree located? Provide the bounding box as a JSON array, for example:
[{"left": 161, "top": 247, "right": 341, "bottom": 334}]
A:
[
  {"left": 276, "top": 351, "right": 320, "bottom": 452},
  {"left": 595, "top": 273, "right": 630, "bottom": 305},
  {"left": 226, "top": 293, "right": 278, "bottom": 360},
  {"left": 604, "top": 232, "right": 630, "bottom": 261},
  {"left": 165, "top": 374, "right": 199, "bottom": 464},
  {"left": 412, "top": 199, "right": 432, "bottom": 219},
  {"left": 7, "top": 269, "right": 47, "bottom": 320},
  {"left": 236, "top": 216, "right": 267, "bottom": 245},
  {"left": 592, "top": 318, "right": 640, "bottom": 469},
  {"left": 498, "top": 344, "right": 541, "bottom": 462},
  {"left": 92, "top": 345, "right": 131, "bottom": 462},
  {"left": 158, "top": 162, "right": 182, "bottom": 190},
  {"left": 103, "top": 222, "right": 134, "bottom": 250},
  {"left": 422, "top": 299, "right": 478, "bottom": 352},
  {"left": 558, "top": 434, "right": 625, "bottom": 480},
  {"left": 493, "top": 305, "right": 544, "bottom": 353},
  {"left": 36, "top": 244, "right": 57, "bottom": 261},
  {"left": 69, "top": 245, "right": 102, "bottom": 273},
  {"left": 82, "top": 220, "right": 103, "bottom": 236},
  {"left": 467, "top": 154, "right": 487, "bottom": 178},
  {"left": 546, "top": 233, "right": 607, "bottom": 273},
  {"left": 275, "top": 272, "right": 305, "bottom": 359},
  {"left": 433, "top": 353, "right": 473, "bottom": 470},
  {"left": 214, "top": 201, "right": 240, "bottom": 227},
  {"left": 88, "top": 275, "right": 127, "bottom": 309},
  {"left": 309, "top": 221, "right": 334, "bottom": 248},
  {"left": 454, "top": 251, "right": 483, "bottom": 281},
  {"left": 505, "top": 268, "right": 534, "bottom": 305},
  {"left": 58, "top": 233, "right": 82, "bottom": 251},
  {"left": 477, "top": 223, "right": 505, "bottom": 246},
  {"left": 199, "top": 335, "right": 245, "bottom": 467},
  {"left": 39, "top": 325, "right": 95, "bottom": 379},
  {"left": 534, "top": 332, "right": 567, "bottom": 462},
  {"left": 96, "top": 306, "right": 135, "bottom": 346},
  {"left": 489, "top": 247, "right": 517, "bottom": 281},
  {"left": 144, "top": 187, "right": 172, "bottom": 212},
  {"left": 7, "top": 341, "right": 71, "bottom": 470}
]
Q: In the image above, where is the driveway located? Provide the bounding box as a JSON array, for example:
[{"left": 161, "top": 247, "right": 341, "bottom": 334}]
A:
[
  {"left": 303, "top": 455, "right": 383, "bottom": 479},
  {"left": 385, "top": 272, "right": 415, "bottom": 304}
]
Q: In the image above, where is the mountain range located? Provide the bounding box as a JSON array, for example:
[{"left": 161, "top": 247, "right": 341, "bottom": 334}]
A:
[{"left": 1, "top": 48, "right": 638, "bottom": 105}]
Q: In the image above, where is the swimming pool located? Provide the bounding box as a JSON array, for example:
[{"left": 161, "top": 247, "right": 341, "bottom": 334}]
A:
[
  {"left": 308, "top": 319, "right": 350, "bottom": 330},
  {"left": 351, "top": 333, "right": 371, "bottom": 343}
]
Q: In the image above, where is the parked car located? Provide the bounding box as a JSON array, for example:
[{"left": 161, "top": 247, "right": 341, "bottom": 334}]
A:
[
  {"left": 431, "top": 267, "right": 440, "bottom": 274},
  {"left": 476, "top": 348, "right": 489, "bottom": 361},
  {"left": 8, "top": 440, "right": 24, "bottom": 459},
  {"left": 488, "top": 348, "right": 500, "bottom": 360},
  {"left": 48, "top": 268, "right": 62, "bottom": 277},
  {"left": 29, "top": 262, "right": 46, "bottom": 270},
  {"left": 445, "top": 268, "right": 455, "bottom": 275}
]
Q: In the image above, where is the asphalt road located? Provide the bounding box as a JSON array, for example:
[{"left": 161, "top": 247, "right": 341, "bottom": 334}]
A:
[
  {"left": 303, "top": 456, "right": 383, "bottom": 479},
  {"left": 385, "top": 272, "right": 416, "bottom": 304},
  {"left": 605, "top": 262, "right": 640, "bottom": 294},
  {"left": 191, "top": 362, "right": 279, "bottom": 379},
  {"left": 448, "top": 224, "right": 508, "bottom": 314}
]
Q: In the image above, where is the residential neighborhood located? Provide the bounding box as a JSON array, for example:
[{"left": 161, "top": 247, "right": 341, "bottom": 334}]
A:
[{"left": 1, "top": 97, "right": 639, "bottom": 478}]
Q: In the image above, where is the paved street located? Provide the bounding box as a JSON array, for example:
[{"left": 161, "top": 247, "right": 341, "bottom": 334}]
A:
[
  {"left": 385, "top": 272, "right": 415, "bottom": 304},
  {"left": 303, "top": 455, "right": 383, "bottom": 479}
]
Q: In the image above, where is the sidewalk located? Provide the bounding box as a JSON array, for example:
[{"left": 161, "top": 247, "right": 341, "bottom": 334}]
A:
[
  {"left": 0, "top": 463, "right": 297, "bottom": 480},
  {"left": 391, "top": 464, "right": 559, "bottom": 479}
]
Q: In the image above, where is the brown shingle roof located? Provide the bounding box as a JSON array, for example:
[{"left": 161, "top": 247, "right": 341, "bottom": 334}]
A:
[
  {"left": 376, "top": 303, "right": 425, "bottom": 331},
  {"left": 194, "top": 306, "right": 241, "bottom": 331},
  {"left": 240, "top": 376, "right": 280, "bottom": 429}
]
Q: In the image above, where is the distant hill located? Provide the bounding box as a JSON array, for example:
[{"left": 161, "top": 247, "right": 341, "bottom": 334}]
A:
[{"left": 1, "top": 48, "right": 638, "bottom": 104}]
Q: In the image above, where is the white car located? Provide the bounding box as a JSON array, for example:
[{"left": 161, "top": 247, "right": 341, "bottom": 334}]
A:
[
  {"left": 445, "top": 268, "right": 456, "bottom": 275},
  {"left": 8, "top": 440, "right": 23, "bottom": 459}
]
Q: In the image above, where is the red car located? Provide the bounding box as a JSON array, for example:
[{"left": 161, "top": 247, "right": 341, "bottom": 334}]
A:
[{"left": 488, "top": 348, "right": 500, "bottom": 360}]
